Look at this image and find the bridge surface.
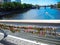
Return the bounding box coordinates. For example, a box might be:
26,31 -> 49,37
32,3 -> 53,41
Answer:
0,21 -> 60,45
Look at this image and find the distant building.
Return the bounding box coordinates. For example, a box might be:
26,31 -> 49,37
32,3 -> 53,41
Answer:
0,0 -> 3,3
4,0 -> 11,2
0,0 -> 11,3
16,0 -> 21,3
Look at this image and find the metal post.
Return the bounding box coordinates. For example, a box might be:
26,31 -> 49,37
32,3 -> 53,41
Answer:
54,30 -> 56,38
45,29 -> 47,37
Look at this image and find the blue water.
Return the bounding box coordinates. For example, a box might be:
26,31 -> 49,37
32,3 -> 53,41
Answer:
1,7 -> 60,20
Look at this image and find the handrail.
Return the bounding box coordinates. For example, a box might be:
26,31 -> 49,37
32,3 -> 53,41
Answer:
0,20 -> 60,23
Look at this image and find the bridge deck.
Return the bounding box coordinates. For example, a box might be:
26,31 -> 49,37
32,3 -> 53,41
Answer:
0,40 -> 16,45
0,22 -> 60,45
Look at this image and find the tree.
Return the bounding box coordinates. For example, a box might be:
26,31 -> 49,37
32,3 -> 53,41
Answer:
0,2 -> 34,11
57,2 -> 60,8
50,4 -> 54,8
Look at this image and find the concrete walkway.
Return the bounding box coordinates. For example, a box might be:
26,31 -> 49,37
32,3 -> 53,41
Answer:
0,33 -> 56,45
0,40 -> 17,45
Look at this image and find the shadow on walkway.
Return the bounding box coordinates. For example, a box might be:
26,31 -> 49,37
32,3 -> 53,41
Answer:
0,39 -> 17,45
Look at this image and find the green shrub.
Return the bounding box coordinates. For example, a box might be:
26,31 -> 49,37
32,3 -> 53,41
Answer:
0,2 -> 33,11
57,2 -> 60,8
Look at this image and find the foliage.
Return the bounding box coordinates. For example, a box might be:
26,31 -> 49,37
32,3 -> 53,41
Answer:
57,2 -> 60,8
50,5 -> 54,8
0,2 -> 33,11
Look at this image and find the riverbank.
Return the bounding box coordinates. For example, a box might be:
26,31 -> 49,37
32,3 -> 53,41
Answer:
0,8 -> 31,16
0,2 -> 37,16
57,8 -> 60,9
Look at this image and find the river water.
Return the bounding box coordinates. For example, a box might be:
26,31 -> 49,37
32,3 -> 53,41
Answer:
0,7 -> 60,20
